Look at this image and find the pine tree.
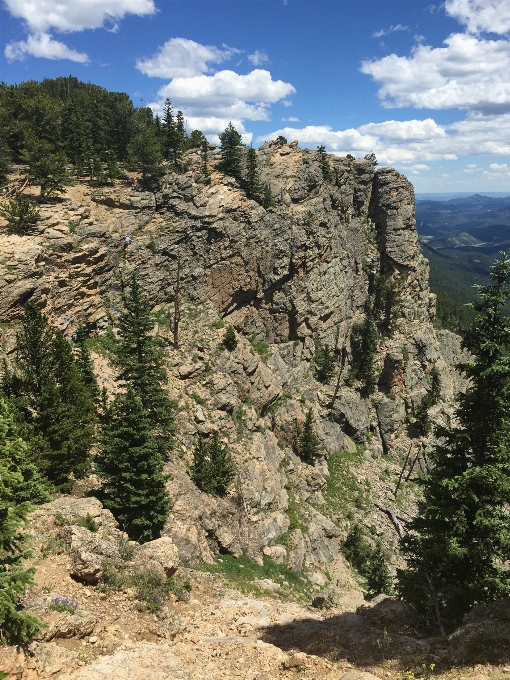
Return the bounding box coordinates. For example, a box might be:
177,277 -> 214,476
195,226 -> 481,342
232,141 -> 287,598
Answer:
127,127 -> 163,180
314,344 -> 336,384
113,273 -> 176,454
364,152 -> 378,166
190,433 -> 235,497
245,146 -> 262,201
95,389 -> 170,543
24,138 -> 71,197
219,122 -> 242,180
317,145 -> 331,182
162,98 -> 183,169
398,254 -> 510,634
0,195 -> 40,235
74,326 -> 100,403
350,298 -> 379,395
223,325 -> 238,351
3,304 -> 96,491
0,140 -> 10,186
297,409 -> 321,464
262,183 -> 275,209
200,139 -> 211,178
0,398 -> 47,645
365,540 -> 393,600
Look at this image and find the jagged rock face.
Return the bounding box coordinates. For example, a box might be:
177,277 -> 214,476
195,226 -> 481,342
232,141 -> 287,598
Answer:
0,144 -> 432,348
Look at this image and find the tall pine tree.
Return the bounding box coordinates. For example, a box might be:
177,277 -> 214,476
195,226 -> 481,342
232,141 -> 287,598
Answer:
95,389 -> 170,542
113,273 -> 176,454
219,122 -> 242,180
245,146 -> 262,201
398,254 -> 510,634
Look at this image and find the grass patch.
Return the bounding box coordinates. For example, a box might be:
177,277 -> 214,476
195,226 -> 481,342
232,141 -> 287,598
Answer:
321,448 -> 370,522
190,392 -> 206,406
251,342 -> 271,363
195,553 -> 313,601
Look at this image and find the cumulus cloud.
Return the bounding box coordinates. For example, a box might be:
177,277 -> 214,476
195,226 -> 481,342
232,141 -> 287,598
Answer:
3,0 -> 156,33
141,38 -> 295,138
372,24 -> 409,38
5,32 -> 89,62
445,0 -> 510,35
248,50 -> 269,66
282,116 -> 299,122
3,0 -> 156,61
489,162 -> 510,172
137,38 -> 241,78
257,113 -> 510,165
361,33 -> 510,115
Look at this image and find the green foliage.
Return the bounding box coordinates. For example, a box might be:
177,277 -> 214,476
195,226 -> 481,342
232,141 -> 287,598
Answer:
127,126 -> 163,180
200,139 -> 211,178
197,553 -> 313,601
219,122 -> 242,180
434,289 -> 477,336
95,388 -> 170,543
0,398 -> 46,645
223,325 -> 238,351
245,146 -> 262,202
73,326 -> 100,403
364,152 -> 378,166
275,136 -> 288,146
262,183 -> 275,209
349,299 -> 379,395
24,138 -> 71,197
317,145 -> 331,182
190,392 -> 206,406
0,195 -> 40,234
113,272 -> 176,455
314,344 -> 336,384
3,304 -> 96,491
296,409 -> 321,464
251,341 -> 270,362
322,448 -> 370,521
0,140 -> 10,185
76,513 -> 98,533
398,253 -> 510,633
343,525 -> 393,599
49,596 -> 78,614
190,433 -> 235,497
413,367 -> 441,435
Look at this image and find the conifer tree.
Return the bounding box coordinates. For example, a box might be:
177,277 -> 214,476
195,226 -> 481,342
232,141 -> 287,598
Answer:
0,195 -> 40,235
398,254 -> 510,634
314,344 -> 336,384
350,298 -> 378,395
127,127 -> 163,180
219,122 -> 242,180
245,146 -> 262,201
0,140 -> 10,185
24,139 -> 71,197
74,326 -> 100,403
114,273 -> 176,454
162,98 -> 183,169
262,183 -> 275,209
297,409 -> 321,464
317,145 -> 331,182
190,433 -> 235,497
223,325 -> 238,351
200,139 -> 211,178
95,389 -> 170,542
0,398 -> 47,645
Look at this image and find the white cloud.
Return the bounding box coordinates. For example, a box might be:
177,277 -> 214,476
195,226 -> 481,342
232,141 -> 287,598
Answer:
445,0 -> 510,35
3,0 -> 156,33
141,38 -> 295,138
5,32 -> 89,62
412,164 -> 431,171
282,116 -> 299,122
372,24 -> 409,38
3,0 -> 155,61
136,38 -> 241,79
489,162 -> 510,171
257,112 -> 510,165
361,33 -> 510,115
248,50 -> 269,66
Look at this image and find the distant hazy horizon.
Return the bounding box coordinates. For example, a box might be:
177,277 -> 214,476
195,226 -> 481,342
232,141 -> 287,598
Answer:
416,192 -> 510,202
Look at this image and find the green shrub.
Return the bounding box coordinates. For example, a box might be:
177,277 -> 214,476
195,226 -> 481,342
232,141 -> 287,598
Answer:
190,433 -> 235,497
0,195 -> 40,234
314,344 -> 336,384
76,513 -> 98,533
342,525 -> 393,599
251,342 -> 270,362
223,325 -> 238,351
49,596 -> 78,614
296,409 -> 321,464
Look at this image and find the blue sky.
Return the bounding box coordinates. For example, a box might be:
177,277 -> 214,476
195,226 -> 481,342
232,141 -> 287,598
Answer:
1,0 -> 510,192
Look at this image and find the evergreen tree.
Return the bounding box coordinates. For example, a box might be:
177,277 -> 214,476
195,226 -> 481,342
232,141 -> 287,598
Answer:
95,389 -> 170,543
190,433 -> 235,497
275,136 -> 288,146
113,273 -> 176,454
364,540 -> 393,600
162,98 -> 183,169
3,304 -> 96,491
0,195 -> 40,235
0,140 -> 11,185
245,146 -> 262,201
0,398 -> 47,645
398,254 -> 510,634
73,326 -> 100,403
24,139 -> 71,197
186,129 -> 206,150
219,122 -> 242,180
314,344 -> 336,384
262,183 -> 275,209
223,325 -> 238,351
364,152 -> 378,166
317,145 -> 331,182
200,139 -> 211,178
297,409 -> 321,464
350,298 -> 379,395
127,127 -> 163,180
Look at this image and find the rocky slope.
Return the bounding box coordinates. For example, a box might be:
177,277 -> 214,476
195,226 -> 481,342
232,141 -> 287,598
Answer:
0,142 -> 482,678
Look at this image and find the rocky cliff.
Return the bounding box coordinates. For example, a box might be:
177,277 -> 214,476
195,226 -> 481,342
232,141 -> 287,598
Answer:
0,141 -> 468,591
